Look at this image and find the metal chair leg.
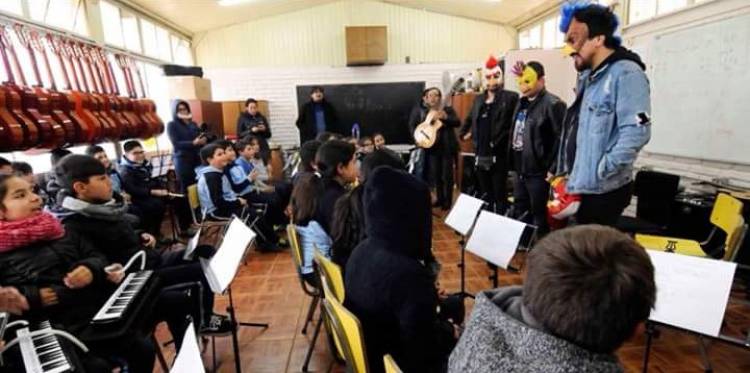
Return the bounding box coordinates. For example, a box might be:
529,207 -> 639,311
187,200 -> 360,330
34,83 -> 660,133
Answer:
302,316 -> 324,372
302,295 -> 319,334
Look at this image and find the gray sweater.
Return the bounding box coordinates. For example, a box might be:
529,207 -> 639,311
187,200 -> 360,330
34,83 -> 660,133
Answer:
448,287 -> 623,373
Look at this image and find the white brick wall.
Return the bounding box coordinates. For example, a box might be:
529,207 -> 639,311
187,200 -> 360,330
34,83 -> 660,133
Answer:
204,63 -> 478,147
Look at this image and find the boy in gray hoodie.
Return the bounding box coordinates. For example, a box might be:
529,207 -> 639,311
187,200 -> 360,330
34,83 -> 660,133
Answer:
449,225 -> 655,372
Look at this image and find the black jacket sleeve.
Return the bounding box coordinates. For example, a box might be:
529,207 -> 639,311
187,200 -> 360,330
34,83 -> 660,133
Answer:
493,92 -> 519,149
392,268 -> 457,372
407,106 -> 423,138
256,114 -> 271,139
459,100 -> 477,137
237,116 -> 250,139
443,106 -> 460,128
205,172 -> 241,218
295,103 -> 308,130
544,99 -> 568,169
119,168 -> 152,199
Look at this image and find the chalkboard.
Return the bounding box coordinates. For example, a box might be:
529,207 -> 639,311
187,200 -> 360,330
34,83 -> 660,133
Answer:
296,82 -> 425,144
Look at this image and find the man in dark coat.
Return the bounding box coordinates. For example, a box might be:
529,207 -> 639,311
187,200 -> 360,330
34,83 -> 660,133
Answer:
345,166 -> 457,373
408,87 -> 460,210
459,56 -> 519,214
295,86 -> 339,144
236,98 -> 272,162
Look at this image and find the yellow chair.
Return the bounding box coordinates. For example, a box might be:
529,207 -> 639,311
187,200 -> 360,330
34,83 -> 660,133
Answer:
288,225 -> 321,333
637,193 -> 747,261
187,184 -> 201,224
321,279 -> 369,373
314,249 -> 345,302
383,354 -> 402,373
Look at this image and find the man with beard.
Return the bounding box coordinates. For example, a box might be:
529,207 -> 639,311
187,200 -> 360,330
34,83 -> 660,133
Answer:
460,56 -> 519,213
559,3 -> 651,226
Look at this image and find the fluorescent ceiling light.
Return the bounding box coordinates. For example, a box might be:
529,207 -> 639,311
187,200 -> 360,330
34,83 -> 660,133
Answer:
218,0 -> 255,6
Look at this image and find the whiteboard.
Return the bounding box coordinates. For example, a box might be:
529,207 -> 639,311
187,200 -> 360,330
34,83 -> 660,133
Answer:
504,49 -> 578,105
644,13 -> 750,164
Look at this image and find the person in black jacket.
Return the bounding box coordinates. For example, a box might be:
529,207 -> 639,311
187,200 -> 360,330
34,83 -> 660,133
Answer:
508,61 -> 566,235
0,173 -> 156,372
167,100 -> 206,192
237,98 -> 272,163
54,154 -> 231,339
408,87 -> 460,210
313,139 -> 357,236
459,56 -> 519,214
345,166 -> 458,373
118,140 -> 168,236
295,86 -> 340,144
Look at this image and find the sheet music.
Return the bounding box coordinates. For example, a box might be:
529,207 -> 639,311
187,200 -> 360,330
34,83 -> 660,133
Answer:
183,228 -> 202,260
465,211 -> 525,269
204,218 -> 256,293
170,322 -> 205,373
444,194 -> 484,235
647,250 -> 736,337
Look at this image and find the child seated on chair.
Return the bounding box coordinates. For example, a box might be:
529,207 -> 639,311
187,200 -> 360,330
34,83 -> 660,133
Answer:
227,139 -> 287,225
197,142 -> 279,252
449,225 -> 656,373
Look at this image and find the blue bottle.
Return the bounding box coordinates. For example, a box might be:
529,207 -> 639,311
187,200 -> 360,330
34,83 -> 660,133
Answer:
351,123 -> 360,140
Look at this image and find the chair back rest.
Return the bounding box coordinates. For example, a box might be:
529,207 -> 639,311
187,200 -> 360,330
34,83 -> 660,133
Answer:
383,354 -> 402,373
287,224 -> 305,271
724,221 -> 748,262
321,280 -> 368,373
314,249 -> 345,302
711,193 -> 744,238
187,184 -> 200,210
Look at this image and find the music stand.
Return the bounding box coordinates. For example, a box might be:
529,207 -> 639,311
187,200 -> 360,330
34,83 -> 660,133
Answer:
444,194 -> 485,298
171,321 -> 205,373
201,217 -> 269,373
465,210 -> 536,288
641,250 -> 738,373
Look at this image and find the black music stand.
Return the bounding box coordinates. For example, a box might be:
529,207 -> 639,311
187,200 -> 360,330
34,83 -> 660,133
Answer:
445,194 -> 486,299
201,217 -> 269,373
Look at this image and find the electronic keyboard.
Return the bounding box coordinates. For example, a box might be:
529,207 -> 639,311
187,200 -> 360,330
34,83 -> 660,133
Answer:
92,270 -> 153,323
17,321 -> 72,373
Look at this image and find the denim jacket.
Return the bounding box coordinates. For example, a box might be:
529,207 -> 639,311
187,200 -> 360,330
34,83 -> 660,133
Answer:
567,51 -> 651,194
296,221 -> 332,275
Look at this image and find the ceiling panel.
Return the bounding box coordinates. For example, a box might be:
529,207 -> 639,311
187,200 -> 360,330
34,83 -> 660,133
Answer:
126,0 -> 559,33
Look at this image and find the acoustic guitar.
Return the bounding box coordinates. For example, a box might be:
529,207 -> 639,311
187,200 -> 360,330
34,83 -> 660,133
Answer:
413,109 -> 444,149
116,54 -> 153,138
68,41 -> 115,140
83,44 -> 126,140
94,47 -> 139,139
128,56 -> 162,136
0,27 -> 39,148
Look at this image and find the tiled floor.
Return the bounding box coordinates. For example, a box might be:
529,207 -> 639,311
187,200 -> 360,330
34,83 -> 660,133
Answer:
154,212 -> 750,372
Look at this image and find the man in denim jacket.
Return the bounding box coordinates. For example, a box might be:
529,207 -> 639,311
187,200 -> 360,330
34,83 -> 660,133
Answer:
561,4 -> 651,226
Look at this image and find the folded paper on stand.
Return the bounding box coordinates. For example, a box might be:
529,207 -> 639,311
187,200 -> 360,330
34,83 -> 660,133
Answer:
445,194 -> 484,235
465,211 -> 525,269
171,322 -> 205,373
183,228 -> 202,260
202,218 -> 256,293
647,250 -> 736,337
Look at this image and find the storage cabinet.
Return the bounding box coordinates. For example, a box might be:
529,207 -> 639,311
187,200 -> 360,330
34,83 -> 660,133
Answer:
346,26 -> 387,66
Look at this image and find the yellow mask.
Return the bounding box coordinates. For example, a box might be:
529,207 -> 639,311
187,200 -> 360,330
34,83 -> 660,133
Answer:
517,66 -> 538,95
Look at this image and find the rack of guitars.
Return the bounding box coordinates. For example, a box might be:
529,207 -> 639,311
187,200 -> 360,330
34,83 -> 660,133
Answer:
0,23 -> 164,153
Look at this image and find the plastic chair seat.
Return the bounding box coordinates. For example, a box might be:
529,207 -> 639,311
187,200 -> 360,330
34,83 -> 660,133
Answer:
636,234 -> 706,257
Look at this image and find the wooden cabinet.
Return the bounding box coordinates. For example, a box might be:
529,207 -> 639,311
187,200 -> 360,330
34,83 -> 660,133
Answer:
451,93 -> 478,153
346,26 -> 387,66
220,100 -> 270,139
185,100 -> 224,139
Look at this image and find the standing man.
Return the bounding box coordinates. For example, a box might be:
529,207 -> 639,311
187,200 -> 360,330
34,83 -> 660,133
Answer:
561,3 -> 651,226
295,86 -> 339,144
460,56 -> 519,213
237,98 -> 271,163
508,61 -> 566,235
408,87 -> 460,210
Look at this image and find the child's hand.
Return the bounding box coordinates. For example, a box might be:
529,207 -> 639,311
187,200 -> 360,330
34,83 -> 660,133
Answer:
141,233 -> 156,248
238,197 -> 247,206
247,169 -> 259,181
0,286 -> 29,314
39,288 -> 59,306
105,264 -> 125,284
64,266 -> 93,289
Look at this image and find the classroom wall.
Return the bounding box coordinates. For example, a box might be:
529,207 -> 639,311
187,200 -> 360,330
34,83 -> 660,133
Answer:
204,63 -> 478,147
193,0 -> 516,68
623,0 -> 750,183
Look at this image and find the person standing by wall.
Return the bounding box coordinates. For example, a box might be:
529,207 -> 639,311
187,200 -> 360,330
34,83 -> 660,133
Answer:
560,3 -> 651,226
237,98 -> 272,163
295,86 -> 340,144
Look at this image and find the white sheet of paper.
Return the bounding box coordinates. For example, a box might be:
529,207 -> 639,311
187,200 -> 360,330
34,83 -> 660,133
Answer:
465,211 -> 525,269
183,228 -> 202,260
170,322 -> 205,373
206,218 -> 256,293
445,194 -> 484,235
647,250 -> 736,337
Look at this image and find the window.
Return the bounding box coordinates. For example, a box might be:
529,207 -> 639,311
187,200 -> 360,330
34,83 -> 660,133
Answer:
518,30 -> 530,49
528,25 -> 541,49
542,18 -> 557,49
122,12 -> 142,53
100,0 -> 124,47
171,36 -> 193,66
555,16 -> 566,47
140,19 -> 158,58
155,25 -> 172,62
28,0 -> 88,35
658,0 -> 688,14
0,0 -> 22,15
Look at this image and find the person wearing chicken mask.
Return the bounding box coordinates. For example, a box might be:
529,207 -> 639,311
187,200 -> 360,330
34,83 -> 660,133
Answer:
459,56 -> 519,213
507,61 -> 566,235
